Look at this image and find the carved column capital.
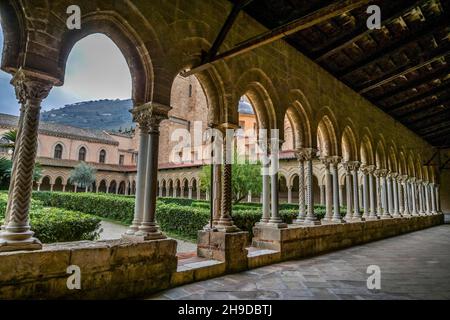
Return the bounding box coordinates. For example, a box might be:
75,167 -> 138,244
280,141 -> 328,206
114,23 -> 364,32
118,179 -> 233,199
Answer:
295,147 -> 318,162
132,102 -> 170,134
374,168 -> 388,178
361,164 -> 375,175
389,172 -> 399,179
11,69 -> 53,104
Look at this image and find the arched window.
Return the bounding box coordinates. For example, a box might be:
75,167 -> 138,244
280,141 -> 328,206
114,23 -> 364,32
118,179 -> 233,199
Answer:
78,147 -> 86,161
54,144 -> 63,159
99,149 -> 106,163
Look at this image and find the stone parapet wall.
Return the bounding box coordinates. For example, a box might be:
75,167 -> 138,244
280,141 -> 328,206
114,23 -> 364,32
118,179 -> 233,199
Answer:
0,239 -> 177,299
252,215 -> 444,261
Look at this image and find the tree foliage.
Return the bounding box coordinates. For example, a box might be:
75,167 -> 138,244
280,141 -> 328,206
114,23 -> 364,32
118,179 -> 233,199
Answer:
200,161 -> 262,204
69,162 -> 96,189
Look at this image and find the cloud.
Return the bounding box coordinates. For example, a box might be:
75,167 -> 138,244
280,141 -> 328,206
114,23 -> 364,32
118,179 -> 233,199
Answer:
0,30 -> 132,114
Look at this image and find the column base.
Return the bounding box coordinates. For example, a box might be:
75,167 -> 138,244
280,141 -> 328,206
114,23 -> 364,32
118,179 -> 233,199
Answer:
392,213 -> 403,218
321,218 -> 345,224
349,216 -> 365,222
123,229 -> 166,241
197,230 -> 248,272
256,221 -> 288,229
216,224 -> 241,233
0,236 -> 42,253
380,213 -> 393,219
301,218 -> 321,226
366,215 -> 380,221
292,216 -> 305,224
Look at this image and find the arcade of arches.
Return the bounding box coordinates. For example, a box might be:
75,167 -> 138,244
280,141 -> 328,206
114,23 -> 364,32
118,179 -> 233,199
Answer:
0,0 -> 447,299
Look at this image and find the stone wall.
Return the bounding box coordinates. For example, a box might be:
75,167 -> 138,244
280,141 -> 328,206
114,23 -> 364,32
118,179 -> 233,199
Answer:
252,215 -> 444,262
0,239 -> 177,299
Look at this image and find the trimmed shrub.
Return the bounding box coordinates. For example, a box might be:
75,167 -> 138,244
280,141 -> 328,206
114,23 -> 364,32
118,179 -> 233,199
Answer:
0,193 -> 101,243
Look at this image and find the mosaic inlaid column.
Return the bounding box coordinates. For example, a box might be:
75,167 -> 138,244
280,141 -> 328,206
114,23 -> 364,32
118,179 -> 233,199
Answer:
0,70 -> 53,252
294,151 -> 306,224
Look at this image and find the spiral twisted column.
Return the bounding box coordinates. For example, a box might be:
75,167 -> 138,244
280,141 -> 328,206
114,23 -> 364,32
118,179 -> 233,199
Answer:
294,150 -> 306,224
0,70 -> 53,252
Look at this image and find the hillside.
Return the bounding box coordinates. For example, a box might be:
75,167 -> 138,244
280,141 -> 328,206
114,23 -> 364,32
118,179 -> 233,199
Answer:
40,99 -> 134,131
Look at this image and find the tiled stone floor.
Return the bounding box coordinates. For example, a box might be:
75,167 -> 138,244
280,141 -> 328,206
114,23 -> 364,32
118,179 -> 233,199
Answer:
149,225 -> 450,300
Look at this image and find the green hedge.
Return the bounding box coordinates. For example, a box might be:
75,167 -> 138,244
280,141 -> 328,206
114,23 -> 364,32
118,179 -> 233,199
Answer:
30,192 -> 344,240
0,193 -> 101,243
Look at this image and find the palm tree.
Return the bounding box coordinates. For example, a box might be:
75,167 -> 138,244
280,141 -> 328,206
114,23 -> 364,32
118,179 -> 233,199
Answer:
0,130 -> 16,157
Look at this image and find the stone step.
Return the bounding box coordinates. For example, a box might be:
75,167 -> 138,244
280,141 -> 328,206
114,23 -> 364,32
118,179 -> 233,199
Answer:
171,257 -> 225,287
246,247 -> 281,269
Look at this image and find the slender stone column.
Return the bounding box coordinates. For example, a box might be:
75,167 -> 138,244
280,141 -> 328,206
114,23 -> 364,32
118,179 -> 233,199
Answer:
330,156 -> 344,223
319,184 -> 325,205
216,124 -> 239,232
188,186 -> 193,199
378,169 -> 391,219
417,180 -> 424,215
339,185 -> 345,207
366,166 -> 379,220
342,162 -> 353,221
424,182 -> 430,214
131,104 -> 170,240
302,148 -> 320,225
410,178 -> 419,216
386,173 -> 394,216
294,152 -> 305,224
62,185 -> 66,193
0,71 -> 53,252
430,183 -> 437,214
360,165 -> 370,219
435,184 -> 441,213
391,173 -> 401,217
397,177 -> 403,214
247,190 -> 252,203
159,185 -> 163,197
320,157 -> 333,223
350,161 -> 363,222
173,185 -> 177,198
261,161 -> 270,223
268,139 -> 287,228
197,181 -> 201,200
287,187 -> 292,204
401,175 -> 410,217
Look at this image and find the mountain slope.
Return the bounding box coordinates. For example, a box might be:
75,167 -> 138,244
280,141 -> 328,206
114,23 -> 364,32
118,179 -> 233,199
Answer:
40,99 -> 134,131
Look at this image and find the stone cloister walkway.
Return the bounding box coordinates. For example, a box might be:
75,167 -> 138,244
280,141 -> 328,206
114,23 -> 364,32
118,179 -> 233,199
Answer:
149,225 -> 450,300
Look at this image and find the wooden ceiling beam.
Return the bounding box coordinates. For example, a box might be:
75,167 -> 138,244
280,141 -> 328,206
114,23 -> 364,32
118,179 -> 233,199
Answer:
398,97 -> 450,119
409,112 -> 450,129
402,105 -> 450,124
388,81 -> 450,113
182,0 -> 371,77
373,65 -> 450,101
339,16 -> 450,77
421,121 -> 450,136
356,44 -> 450,94
313,0 -> 422,61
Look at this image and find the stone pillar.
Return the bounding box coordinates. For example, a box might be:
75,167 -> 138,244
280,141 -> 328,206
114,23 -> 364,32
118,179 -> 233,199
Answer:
127,103 -> 169,240
391,173 -> 401,217
180,187 -> 185,198
380,169 -> 392,219
360,165 -> 370,219
386,173 -> 394,216
435,184 -> 441,213
410,178 -> 418,216
339,185 -> 344,207
424,182 -> 430,214
287,187 -> 292,204
342,162 -> 353,221
268,139 -> 286,228
417,180 -> 424,215
302,148 -> 320,225
261,161 -> 270,223
0,70 -> 53,252
62,185 -> 66,193
247,190 -> 252,203
397,177 -> 404,215
188,186 -> 193,199
216,124 -> 239,232
197,181 -> 201,200
330,156 -> 343,223
294,152 -> 305,224
402,175 -> 410,217
366,166 -> 378,220
319,184 -> 325,205
350,161 -> 363,222
320,157 -> 333,223
159,185 -> 163,197
173,184 -> 177,198
430,183 -> 437,214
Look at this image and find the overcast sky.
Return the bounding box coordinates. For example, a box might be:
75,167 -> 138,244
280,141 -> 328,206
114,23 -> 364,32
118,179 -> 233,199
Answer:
0,25 -> 132,116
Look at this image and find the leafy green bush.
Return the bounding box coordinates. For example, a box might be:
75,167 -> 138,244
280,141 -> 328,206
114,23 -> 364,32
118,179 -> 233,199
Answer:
0,193 -> 101,243
33,192 -> 135,224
